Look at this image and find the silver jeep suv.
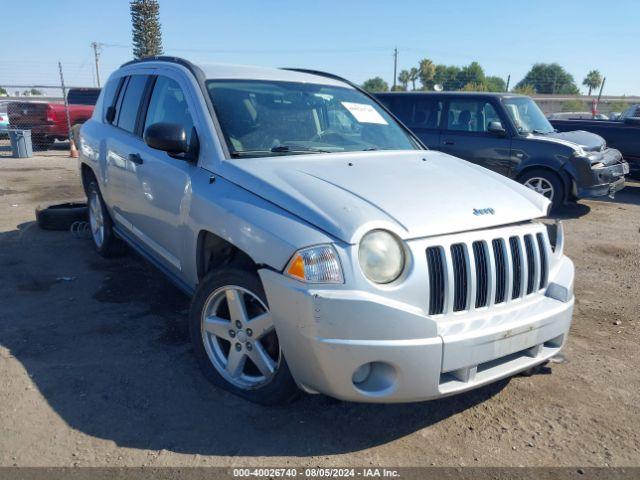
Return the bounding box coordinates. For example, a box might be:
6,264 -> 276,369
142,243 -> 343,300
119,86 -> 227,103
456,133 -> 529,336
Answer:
78,57 -> 575,404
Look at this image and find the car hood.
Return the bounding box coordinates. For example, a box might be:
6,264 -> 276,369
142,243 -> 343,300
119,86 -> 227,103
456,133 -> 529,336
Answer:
220,150 -> 550,244
534,130 -> 606,152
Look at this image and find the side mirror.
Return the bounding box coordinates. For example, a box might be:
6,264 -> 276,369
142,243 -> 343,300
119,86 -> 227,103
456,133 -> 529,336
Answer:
488,121 -> 506,135
144,122 -> 189,155
623,117 -> 640,125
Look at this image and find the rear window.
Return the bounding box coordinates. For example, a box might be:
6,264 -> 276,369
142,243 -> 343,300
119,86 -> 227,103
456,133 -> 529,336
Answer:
382,95 -> 443,129
100,77 -> 122,122
67,88 -> 101,105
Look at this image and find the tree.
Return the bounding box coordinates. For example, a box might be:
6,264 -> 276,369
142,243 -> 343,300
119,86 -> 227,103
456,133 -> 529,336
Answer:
515,63 -> 579,94
433,64 -> 462,90
457,61 -> 485,87
512,84 -> 536,95
130,0 -> 163,59
461,82 -> 487,92
582,69 -> 602,96
0,86 -> 7,96
397,70 -> 410,90
484,76 -> 506,92
418,58 -> 436,90
22,89 -> 41,96
408,67 -> 418,91
361,77 -> 389,93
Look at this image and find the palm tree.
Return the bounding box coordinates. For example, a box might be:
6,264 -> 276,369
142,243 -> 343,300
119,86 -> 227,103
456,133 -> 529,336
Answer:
418,59 -> 436,90
409,67 -> 418,91
398,70 -> 410,90
582,70 -> 603,96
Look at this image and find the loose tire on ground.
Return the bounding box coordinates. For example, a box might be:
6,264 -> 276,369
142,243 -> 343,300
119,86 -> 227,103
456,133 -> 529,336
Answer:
189,268 -> 298,405
35,202 -> 88,231
519,168 -> 566,212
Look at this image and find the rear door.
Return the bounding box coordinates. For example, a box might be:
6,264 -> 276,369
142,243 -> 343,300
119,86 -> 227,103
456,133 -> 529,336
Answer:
439,97 -> 513,175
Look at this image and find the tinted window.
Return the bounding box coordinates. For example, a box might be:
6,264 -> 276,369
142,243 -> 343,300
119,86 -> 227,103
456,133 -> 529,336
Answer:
116,75 -> 149,134
67,88 -> 101,105
144,76 -> 194,144
100,78 -> 121,122
447,99 -> 501,132
384,95 -> 443,129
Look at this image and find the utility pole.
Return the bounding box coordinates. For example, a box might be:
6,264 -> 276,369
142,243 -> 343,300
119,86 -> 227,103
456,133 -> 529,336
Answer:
392,47 -> 398,90
91,42 -> 101,87
505,74 -> 511,92
58,62 -> 72,143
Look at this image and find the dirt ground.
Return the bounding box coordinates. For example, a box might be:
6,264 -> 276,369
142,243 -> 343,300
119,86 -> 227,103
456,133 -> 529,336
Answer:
0,152 -> 638,468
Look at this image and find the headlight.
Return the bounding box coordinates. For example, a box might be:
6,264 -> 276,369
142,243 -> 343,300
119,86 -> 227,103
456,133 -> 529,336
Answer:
358,230 -> 405,284
285,245 -> 344,283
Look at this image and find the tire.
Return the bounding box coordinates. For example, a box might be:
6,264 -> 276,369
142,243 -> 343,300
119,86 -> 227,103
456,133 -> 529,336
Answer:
35,202 -> 88,231
87,181 -> 126,257
32,135 -> 54,151
519,169 -> 565,212
189,268 -> 298,405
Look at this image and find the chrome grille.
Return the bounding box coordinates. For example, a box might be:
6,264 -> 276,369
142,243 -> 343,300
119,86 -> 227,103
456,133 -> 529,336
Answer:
425,227 -> 549,316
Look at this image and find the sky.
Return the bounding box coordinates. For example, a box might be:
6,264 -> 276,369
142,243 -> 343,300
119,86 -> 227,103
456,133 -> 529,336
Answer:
1,0 -> 638,95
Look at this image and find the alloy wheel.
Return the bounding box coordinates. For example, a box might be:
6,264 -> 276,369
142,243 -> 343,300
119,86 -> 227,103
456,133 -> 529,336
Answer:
88,190 -> 105,248
524,177 -> 555,201
200,286 -> 280,390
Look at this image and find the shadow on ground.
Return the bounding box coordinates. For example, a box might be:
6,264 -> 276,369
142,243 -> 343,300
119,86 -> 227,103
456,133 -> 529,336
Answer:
0,221 -> 513,457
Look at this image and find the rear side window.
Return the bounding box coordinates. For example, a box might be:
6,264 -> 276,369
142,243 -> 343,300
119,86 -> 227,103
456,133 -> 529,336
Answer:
116,75 -> 149,134
100,78 -> 121,122
385,96 -> 443,129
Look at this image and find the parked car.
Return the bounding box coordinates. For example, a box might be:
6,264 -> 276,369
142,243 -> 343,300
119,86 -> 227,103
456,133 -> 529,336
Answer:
78,57 -> 575,405
376,92 -> 629,210
0,101 -> 9,136
549,104 -> 640,178
7,87 -> 100,149
547,112 -> 608,120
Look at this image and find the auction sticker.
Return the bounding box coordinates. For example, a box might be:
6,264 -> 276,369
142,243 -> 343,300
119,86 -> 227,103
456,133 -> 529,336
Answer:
341,102 -> 388,124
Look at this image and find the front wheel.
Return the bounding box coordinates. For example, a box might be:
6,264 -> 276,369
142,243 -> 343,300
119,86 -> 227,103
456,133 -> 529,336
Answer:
190,268 -> 298,405
519,169 -> 565,212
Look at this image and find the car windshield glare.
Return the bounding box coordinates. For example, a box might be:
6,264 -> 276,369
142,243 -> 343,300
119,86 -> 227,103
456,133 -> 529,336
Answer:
205,80 -> 418,158
502,97 -> 554,134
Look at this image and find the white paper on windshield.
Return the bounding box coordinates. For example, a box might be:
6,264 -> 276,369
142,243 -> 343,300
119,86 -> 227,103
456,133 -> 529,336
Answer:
341,102 -> 388,125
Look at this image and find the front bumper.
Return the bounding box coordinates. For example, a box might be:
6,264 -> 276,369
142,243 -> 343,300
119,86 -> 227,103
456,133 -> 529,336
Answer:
572,149 -> 629,199
259,256 -> 574,403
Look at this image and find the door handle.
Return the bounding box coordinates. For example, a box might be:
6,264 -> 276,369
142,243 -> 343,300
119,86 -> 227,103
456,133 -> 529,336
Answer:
443,140 -> 455,146
128,153 -> 144,165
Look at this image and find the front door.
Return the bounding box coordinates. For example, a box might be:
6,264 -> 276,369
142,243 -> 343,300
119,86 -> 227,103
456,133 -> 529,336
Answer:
438,98 -> 513,176
123,74 -> 198,274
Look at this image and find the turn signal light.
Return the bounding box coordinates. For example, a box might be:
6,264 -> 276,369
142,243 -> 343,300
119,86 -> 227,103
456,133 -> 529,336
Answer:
285,245 -> 344,284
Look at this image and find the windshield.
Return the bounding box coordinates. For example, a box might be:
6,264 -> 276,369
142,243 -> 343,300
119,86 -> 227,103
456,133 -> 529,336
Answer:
206,80 -> 418,157
502,97 -> 554,134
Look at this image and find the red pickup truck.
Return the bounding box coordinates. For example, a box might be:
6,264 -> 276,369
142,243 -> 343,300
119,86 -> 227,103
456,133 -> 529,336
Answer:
7,88 -> 100,149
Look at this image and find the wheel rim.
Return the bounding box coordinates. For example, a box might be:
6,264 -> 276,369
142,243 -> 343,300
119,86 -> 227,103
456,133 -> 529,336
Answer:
524,177 -> 555,201
88,190 -> 105,248
201,286 -> 280,390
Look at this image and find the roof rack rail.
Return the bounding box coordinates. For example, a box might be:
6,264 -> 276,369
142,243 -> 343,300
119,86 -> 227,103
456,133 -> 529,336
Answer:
120,55 -> 198,70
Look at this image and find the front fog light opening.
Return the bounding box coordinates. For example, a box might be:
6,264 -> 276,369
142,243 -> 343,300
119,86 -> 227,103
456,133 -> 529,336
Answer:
351,362 -> 396,395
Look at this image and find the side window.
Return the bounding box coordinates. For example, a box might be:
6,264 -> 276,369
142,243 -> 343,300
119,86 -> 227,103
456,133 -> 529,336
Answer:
447,100 -> 500,133
409,98 -> 443,129
116,75 -> 149,134
100,77 -> 121,122
143,76 -> 194,144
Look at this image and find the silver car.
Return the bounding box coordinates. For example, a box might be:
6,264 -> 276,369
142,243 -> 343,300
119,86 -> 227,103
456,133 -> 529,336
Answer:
78,57 -> 575,404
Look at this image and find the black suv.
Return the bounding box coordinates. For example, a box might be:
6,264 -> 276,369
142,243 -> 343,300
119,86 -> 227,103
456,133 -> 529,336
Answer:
376,92 -> 629,210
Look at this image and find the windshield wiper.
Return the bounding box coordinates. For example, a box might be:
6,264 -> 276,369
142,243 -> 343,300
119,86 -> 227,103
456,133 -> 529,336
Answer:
532,129 -> 549,134
230,147 -> 329,158
270,145 -> 330,154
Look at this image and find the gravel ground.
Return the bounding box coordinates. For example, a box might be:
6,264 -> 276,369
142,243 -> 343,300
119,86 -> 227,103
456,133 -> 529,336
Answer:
0,152 -> 638,467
